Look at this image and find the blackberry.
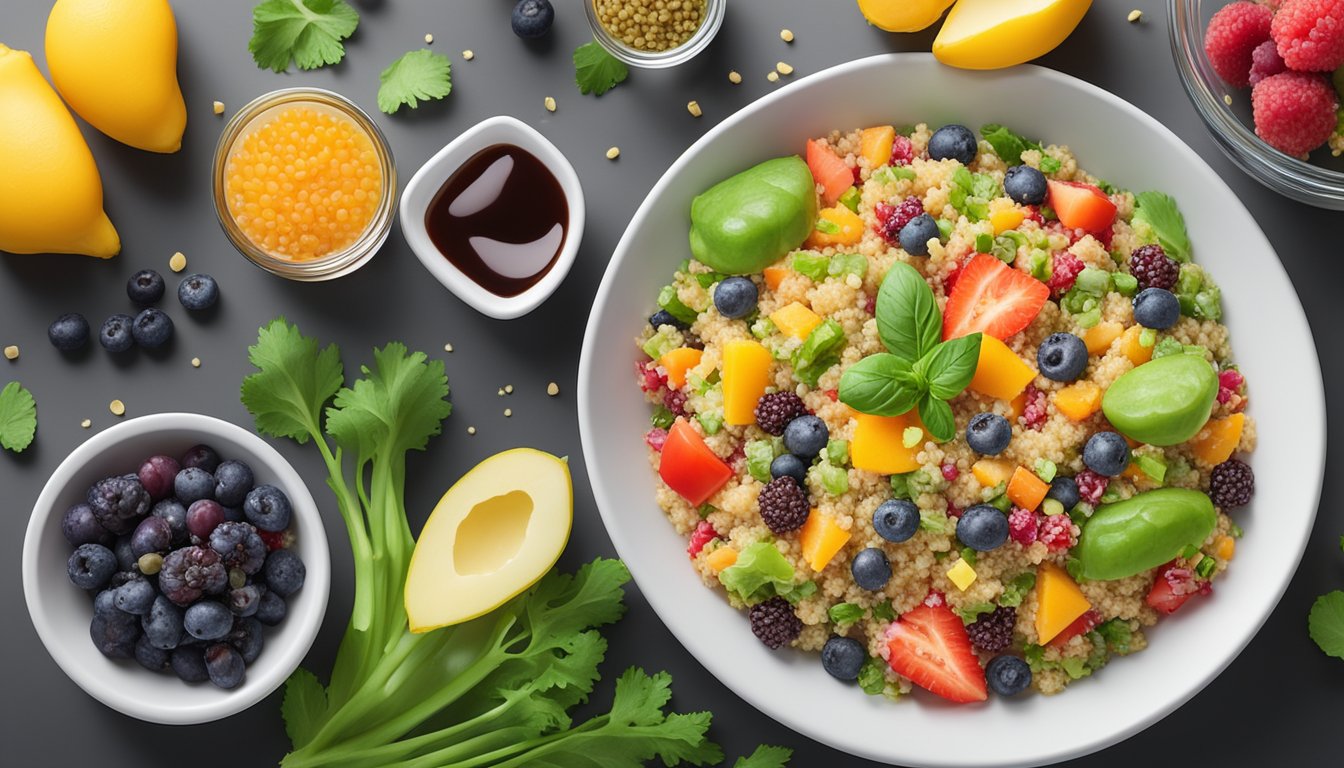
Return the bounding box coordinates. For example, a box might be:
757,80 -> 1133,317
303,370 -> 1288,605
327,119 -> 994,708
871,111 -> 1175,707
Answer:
159,546 -> 228,606
1128,245 -> 1179,291
966,605 -> 1017,653
87,475 -> 152,536
748,596 -> 802,650
1209,459 -> 1254,508
876,197 -> 926,246
209,521 -> 267,575
757,476 -> 809,534
753,392 -> 807,436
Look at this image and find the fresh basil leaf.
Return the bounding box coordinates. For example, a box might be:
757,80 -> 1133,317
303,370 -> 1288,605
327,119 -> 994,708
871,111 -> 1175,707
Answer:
923,333 -> 982,400
876,262 -> 941,362
981,124 -> 1028,165
838,353 -> 921,416
917,392 -> 955,443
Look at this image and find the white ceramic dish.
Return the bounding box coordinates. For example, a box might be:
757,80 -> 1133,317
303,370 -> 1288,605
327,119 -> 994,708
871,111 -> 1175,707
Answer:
22,413 -> 330,725
399,115 -> 584,320
578,54 -> 1324,767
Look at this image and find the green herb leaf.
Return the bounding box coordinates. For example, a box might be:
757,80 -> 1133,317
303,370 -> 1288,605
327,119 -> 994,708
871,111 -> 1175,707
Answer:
837,353 -> 921,416
1309,590 -> 1344,659
241,318 -> 344,445
718,541 -> 796,604
574,40 -> 629,96
922,333 -> 982,401
0,381 -> 36,453
955,601 -> 996,624
249,0 -> 359,73
1096,618 -> 1133,655
871,601 -> 897,621
777,579 -> 818,604
657,284 -> 699,325
857,657 -> 888,695
828,602 -> 864,626
828,252 -> 868,278
792,319 -> 846,387
1133,191 -> 1192,263
999,572 -> 1037,608
917,392 -> 955,443
745,440 -> 775,483
1039,156 -> 1062,174
980,124 -> 1030,165
377,50 -> 451,114
325,342 -> 452,463
876,262 -> 941,362
734,744 -> 794,768
282,667 -> 327,750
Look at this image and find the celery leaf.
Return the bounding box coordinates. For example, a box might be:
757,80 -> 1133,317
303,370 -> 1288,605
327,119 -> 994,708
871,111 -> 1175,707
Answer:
249,0 -> 360,73
242,318 -> 344,444
281,667 -> 327,750
377,49 -> 452,114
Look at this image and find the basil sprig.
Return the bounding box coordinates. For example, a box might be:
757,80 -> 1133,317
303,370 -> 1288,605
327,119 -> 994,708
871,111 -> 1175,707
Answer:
839,263 -> 981,441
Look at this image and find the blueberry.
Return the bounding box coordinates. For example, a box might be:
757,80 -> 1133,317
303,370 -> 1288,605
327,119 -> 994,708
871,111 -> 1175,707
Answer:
131,307 -> 173,349
1003,165 -> 1047,205
130,515 -> 172,558
127,269 -> 166,304
137,455 -> 181,501
713,276 -> 758,319
134,635 -> 171,672
986,655 -> 1032,696
175,467 -> 215,505
181,444 -> 221,472
171,645 -> 209,683
68,543 -> 118,590
956,504 -> 1009,551
113,535 -> 137,571
898,213 -> 940,256
184,600 -> 234,641
142,595 -> 185,650
210,521 -> 267,575
99,313 -> 135,352
851,547 -> 891,591
177,273 -> 219,311
213,460 -> 255,507
769,453 -> 808,485
62,503 -> 112,547
87,475 -> 152,535
510,0 -> 554,38
1046,476 -> 1080,511
205,643 -> 246,689
873,499 -> 919,543
185,499 -> 226,540
256,590 -> 287,626
648,309 -> 687,330
966,413 -> 1011,455
229,616 -> 265,663
223,505 -> 246,523
262,549 -> 306,597
90,592 -> 140,658
152,499 -> 189,546
783,415 -> 829,460
821,636 -> 867,681
1133,287 -> 1180,330
928,124 -> 978,165
244,484 -> 293,532
1037,332 -> 1088,382
1084,431 -> 1130,477
229,585 -> 265,617
113,578 -> 156,615
48,313 -> 90,351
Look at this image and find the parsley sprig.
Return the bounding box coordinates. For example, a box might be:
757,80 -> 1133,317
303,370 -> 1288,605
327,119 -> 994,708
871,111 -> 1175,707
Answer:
249,0 -> 360,73
574,40 -> 629,96
377,49 -> 452,114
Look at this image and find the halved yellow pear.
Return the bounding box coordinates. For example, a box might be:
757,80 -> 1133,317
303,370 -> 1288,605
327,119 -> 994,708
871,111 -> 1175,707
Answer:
932,0 -> 1093,70
405,448 -> 572,633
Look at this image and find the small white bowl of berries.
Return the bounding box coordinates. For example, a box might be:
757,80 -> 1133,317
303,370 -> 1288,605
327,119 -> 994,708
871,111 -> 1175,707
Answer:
21,413 -> 330,724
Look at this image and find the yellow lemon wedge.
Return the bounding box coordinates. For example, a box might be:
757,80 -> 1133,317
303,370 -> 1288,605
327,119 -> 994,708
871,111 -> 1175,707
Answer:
933,0 -> 1093,70
857,0 -> 957,33
0,43 -> 119,258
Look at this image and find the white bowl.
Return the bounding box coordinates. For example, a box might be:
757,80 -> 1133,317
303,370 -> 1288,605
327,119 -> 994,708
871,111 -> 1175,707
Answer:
399,115 -> 585,319
578,54 -> 1324,767
22,413 -> 330,725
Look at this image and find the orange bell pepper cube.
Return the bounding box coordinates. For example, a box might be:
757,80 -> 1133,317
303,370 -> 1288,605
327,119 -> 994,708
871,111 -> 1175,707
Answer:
1007,466 -> 1050,510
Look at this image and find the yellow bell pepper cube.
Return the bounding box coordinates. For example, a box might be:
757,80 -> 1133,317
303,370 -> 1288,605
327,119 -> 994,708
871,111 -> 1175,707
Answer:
990,208 -> 1026,235
851,412 -> 924,475
770,301 -> 823,340
799,509 -> 852,572
705,546 -> 738,573
1053,380 -> 1102,422
721,339 -> 772,425
859,124 -> 896,168
1035,562 -> 1091,644
1189,412 -> 1245,466
946,558 -> 977,591
971,458 -> 1014,489
1083,321 -> 1124,355
968,335 -> 1037,402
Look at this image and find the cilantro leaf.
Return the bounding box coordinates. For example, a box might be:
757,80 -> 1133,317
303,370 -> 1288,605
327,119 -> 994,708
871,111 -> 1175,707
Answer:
1133,191 -> 1192,263
0,381 -> 36,453
1309,590 -> 1344,659
326,342 -> 451,462
249,0 -> 359,73
735,745 -> 794,768
377,49 -> 451,114
242,318 -> 344,445
281,667 -> 327,750
574,41 -> 629,96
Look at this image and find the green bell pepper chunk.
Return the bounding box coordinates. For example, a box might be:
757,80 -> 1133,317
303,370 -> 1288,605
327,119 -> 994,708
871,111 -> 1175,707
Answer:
1075,488 -> 1216,580
689,156 -> 818,275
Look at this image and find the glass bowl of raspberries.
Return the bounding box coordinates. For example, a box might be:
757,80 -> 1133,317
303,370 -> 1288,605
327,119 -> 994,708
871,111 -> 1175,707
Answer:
1172,0 -> 1344,208
21,413 -> 330,724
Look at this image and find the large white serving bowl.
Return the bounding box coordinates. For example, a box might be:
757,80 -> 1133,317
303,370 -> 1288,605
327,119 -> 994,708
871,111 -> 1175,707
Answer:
22,413 -> 330,725
578,54 -> 1324,767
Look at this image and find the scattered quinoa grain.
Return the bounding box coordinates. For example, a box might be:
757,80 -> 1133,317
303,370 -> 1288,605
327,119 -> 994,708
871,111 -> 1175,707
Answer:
425,33 -> 434,44
109,399 -> 126,417
191,357 -> 201,368
467,426 -> 477,435
498,388 -> 506,396
687,100 -> 702,117
169,251 -> 187,272
547,382 -> 560,396
504,384 -> 514,394
1128,9 -> 1143,22
212,100 -> 225,115
80,419 -> 91,429
780,28 -> 794,42
728,70 -> 742,84
593,0 -> 707,52
1223,93 -> 1233,106
545,96 -> 557,112
443,343 -> 454,353
767,71 -> 779,82
776,61 -> 794,75
3,345 -> 17,360
462,49 -> 474,60
606,146 -> 621,160
504,408 -> 513,417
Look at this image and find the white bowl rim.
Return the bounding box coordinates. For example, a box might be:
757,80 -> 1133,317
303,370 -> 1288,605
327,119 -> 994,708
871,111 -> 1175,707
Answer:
21,412 -> 331,725
399,115 -> 586,320
577,52 -> 1325,767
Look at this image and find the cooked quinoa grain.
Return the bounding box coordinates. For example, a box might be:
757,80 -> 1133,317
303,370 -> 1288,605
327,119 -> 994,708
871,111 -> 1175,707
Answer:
593,0 -> 707,52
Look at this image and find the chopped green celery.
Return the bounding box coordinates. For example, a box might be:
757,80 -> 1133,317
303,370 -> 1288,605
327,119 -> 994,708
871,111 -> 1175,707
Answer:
826,439 -> 850,466
1175,264 -> 1222,321
698,503 -> 715,518
697,411 -> 723,435
829,602 -> 864,625
870,601 -> 896,621
778,579 -> 818,604
1230,522 -> 1244,539
965,198 -> 990,222
792,319 -> 846,387
1096,618 -> 1133,655
1075,267 -> 1111,295
1195,555 -> 1217,579
890,472 -> 913,500
718,541 -> 797,603
694,271 -> 723,289
949,168 -> 997,222
936,219 -> 954,240
1068,503 -> 1092,527
1034,458 -> 1058,483
650,405 -> 675,429
975,233 -> 994,254
993,231 -> 1026,264
1027,248 -> 1052,281
1060,287 -> 1091,314
815,217 -> 841,235
988,493 -> 1012,513
1074,307 -> 1102,329
1099,484 -> 1123,504
838,186 -> 863,213
999,572 -> 1037,607
1040,203 -> 1057,220
959,547 -> 978,566
818,463 -> 849,495
1042,498 -> 1065,517
1065,557 -> 1085,581
750,316 -> 777,339
980,480 -> 1007,502
873,165 -> 917,185
857,658 -> 889,695
902,426 -> 922,448
1140,328 -> 1157,348
828,253 -> 868,278
641,325 -> 684,360
745,440 -> 775,483
1151,337 -> 1184,359
1060,656 -> 1091,680
1040,155 -> 1062,174
908,467 -> 946,496
1181,544 -> 1200,560
791,251 -> 830,281
919,509 -> 950,534
656,284 -> 699,325
1112,272 -> 1138,296
1135,453 -> 1167,483
955,601 -> 995,623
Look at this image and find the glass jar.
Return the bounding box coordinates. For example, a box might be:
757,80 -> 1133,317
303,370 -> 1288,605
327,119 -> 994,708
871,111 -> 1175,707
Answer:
584,0 -> 726,69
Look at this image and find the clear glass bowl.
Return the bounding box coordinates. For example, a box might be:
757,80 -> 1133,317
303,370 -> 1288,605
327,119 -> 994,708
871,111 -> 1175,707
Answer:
212,88 -> 397,281
585,0 -> 725,69
1170,0 -> 1344,209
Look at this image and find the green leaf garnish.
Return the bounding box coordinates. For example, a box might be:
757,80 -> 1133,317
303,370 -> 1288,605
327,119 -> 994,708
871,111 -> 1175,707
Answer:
1309,590 -> 1344,659
574,40 -> 629,96
1133,191 -> 1192,263
0,381 -> 36,453
735,745 -> 795,768
377,50 -> 451,114
876,262 -> 941,362
249,0 -> 359,73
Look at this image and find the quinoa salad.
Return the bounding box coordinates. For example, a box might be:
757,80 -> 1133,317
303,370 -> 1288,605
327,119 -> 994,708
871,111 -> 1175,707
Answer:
634,122 -> 1256,703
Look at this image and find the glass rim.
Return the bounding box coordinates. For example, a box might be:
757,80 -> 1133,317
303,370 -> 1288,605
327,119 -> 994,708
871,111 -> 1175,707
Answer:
584,0 -> 725,69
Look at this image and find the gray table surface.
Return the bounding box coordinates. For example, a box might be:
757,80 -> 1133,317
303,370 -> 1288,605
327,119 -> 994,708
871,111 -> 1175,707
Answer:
1,1 -> 1340,766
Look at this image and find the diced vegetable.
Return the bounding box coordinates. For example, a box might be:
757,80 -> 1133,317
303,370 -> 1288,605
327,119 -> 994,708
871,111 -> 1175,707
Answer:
1045,180 -> 1116,232
1214,535 -> 1236,561
659,419 -> 733,505
1082,321 -> 1123,355
1189,412 -> 1245,466
828,252 -> 868,278
852,412 -> 925,475
799,509 -> 852,572
806,138 -> 853,207
792,319 -> 846,387
1035,562 -> 1091,644
806,206 -> 865,248
791,251 -> 829,280
770,301 -> 823,339
721,339 -> 773,425
705,545 -> 738,573
1007,466 -> 1050,511
642,325 -> 685,360
838,186 -> 863,213
990,207 -> 1026,234
762,264 -> 790,291
816,463 -> 849,495
946,558 -> 977,591
1120,325 -> 1154,366
826,438 -> 850,466
745,440 -> 775,483
968,335 -> 1036,401
659,347 -> 702,389
971,458 -> 1014,489
859,125 -> 896,169
1053,380 -> 1102,421
657,284 -> 699,325
718,540 -> 798,602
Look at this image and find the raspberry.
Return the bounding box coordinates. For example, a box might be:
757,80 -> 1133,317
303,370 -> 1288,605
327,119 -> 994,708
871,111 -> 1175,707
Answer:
637,360 -> 666,393
1217,368 -> 1246,405
966,606 -> 1016,653
1047,252 -> 1085,295
1076,469 -> 1108,505
754,391 -> 807,435
874,196 -> 925,245
757,476 -> 810,533
1271,0 -> 1344,71
864,293 -> 877,315
1128,244 -> 1180,291
749,596 -> 802,649
941,463 -> 960,482
1252,71 -> 1339,156
664,388 -> 688,416
1037,513 -> 1077,552
889,134 -> 914,166
1020,385 -> 1048,431
644,427 -> 668,452
1210,459 -> 1255,508
1249,39 -> 1287,86
1008,506 -> 1040,546
257,529 -> 288,551
1204,1 -> 1274,87
687,520 -> 718,558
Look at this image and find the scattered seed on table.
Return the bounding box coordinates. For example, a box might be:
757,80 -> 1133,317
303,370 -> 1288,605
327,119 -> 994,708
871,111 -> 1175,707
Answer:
425,33 -> 435,44
504,384 -> 514,394
547,382 -> 560,396
109,399 -> 126,417
443,342 -> 454,353
462,50 -> 474,61
1223,94 -> 1233,106
81,419 -> 92,429
545,96 -> 557,112
780,28 -> 794,43
504,408 -> 513,417
776,61 -> 794,76
767,71 -> 779,82
3,345 -> 18,360
687,100 -> 702,118
169,251 -> 187,272
1128,9 -> 1143,22
191,357 -> 201,368
467,426 -> 477,435
212,101 -> 225,115
728,70 -> 742,84
497,388 -> 506,396
606,146 -> 621,160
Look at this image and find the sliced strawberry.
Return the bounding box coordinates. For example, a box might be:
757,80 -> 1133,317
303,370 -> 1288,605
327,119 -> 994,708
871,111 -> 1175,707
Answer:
1046,180 -> 1117,233
1047,609 -> 1101,648
1146,561 -> 1209,615
941,253 -> 1049,341
806,138 -> 853,207
885,603 -> 988,703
